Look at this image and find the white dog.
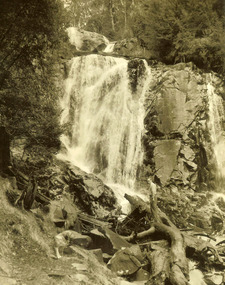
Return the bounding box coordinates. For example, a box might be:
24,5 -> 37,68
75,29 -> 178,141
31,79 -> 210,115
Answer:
54,230 -> 92,259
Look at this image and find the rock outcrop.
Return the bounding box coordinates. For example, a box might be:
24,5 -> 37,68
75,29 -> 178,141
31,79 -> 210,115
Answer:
67,27 -> 109,52
113,38 -> 153,59
142,62 -> 225,192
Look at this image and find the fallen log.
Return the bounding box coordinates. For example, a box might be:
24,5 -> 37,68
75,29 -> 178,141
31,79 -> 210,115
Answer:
78,212 -> 111,228
35,191 -> 51,204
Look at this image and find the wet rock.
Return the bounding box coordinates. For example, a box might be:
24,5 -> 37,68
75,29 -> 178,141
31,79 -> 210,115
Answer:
101,227 -> 131,252
211,215 -> 223,232
154,140 -> 181,185
128,59 -> 147,93
188,210 -> 211,230
204,274 -> 223,285
108,245 -> 144,276
89,228 -> 113,254
135,268 -> 150,281
67,166 -> 117,218
143,64 -> 219,191
49,194 -> 78,228
180,145 -> 195,161
67,27 -> 109,52
114,38 -> 153,59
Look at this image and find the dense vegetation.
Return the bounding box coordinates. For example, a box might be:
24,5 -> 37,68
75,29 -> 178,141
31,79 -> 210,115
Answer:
66,0 -> 225,73
0,0 -> 69,154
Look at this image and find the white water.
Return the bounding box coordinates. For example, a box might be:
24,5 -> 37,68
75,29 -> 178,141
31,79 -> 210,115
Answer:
67,27 -> 109,50
207,76 -> 225,181
104,42 -> 115,53
58,54 -> 151,212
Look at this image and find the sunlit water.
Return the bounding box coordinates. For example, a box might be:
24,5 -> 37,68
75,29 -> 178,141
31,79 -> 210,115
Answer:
57,52 -> 151,212
207,76 -> 225,182
104,42 -> 115,53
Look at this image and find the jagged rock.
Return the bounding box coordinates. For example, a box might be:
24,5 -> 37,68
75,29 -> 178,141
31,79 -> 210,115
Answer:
184,160 -> 198,171
204,274 -> 223,285
211,215 -> 223,232
143,63 -> 221,191
107,245 -> 144,276
154,140 -> 181,185
66,166 -> 117,218
188,210 -> 211,231
49,194 -> 78,228
102,227 -> 131,252
180,145 -> 195,161
171,158 -> 190,185
128,59 -> 147,93
114,38 -> 153,59
146,68 -> 204,135
89,249 -> 104,264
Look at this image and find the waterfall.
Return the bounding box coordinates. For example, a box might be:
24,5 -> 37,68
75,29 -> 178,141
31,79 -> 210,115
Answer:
207,75 -> 225,185
58,54 -> 151,209
103,42 -> 115,53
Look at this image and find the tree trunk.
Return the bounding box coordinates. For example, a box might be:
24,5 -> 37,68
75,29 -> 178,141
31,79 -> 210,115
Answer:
109,0 -> 115,32
123,184 -> 225,284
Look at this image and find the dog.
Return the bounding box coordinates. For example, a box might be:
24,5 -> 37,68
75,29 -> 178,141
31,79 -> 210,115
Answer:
54,230 -> 92,259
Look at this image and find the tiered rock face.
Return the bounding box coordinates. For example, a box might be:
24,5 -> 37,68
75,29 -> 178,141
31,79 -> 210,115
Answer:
141,62 -> 225,192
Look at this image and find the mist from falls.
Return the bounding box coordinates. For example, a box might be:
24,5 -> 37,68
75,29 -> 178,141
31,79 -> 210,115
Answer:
207,76 -> 225,185
58,54 -> 151,209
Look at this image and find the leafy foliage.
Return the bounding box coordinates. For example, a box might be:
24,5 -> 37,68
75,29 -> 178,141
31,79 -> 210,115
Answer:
68,0 -> 225,73
0,0 -> 69,149
134,0 -> 225,73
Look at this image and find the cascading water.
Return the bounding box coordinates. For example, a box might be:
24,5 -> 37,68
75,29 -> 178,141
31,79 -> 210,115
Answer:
58,53 -> 151,211
207,75 -> 225,185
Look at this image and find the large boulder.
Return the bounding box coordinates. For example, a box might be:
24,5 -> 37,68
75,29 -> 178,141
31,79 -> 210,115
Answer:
67,27 -> 109,52
114,38 -> 153,59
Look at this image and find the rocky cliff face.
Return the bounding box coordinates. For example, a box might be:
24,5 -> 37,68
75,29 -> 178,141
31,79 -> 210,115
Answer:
61,28 -> 225,195
139,62 -> 225,193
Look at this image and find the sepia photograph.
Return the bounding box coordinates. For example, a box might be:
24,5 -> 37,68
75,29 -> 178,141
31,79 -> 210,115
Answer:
0,0 -> 225,284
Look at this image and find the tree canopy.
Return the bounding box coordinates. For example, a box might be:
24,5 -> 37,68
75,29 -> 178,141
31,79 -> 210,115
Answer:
0,0 -> 69,149
66,0 -> 225,73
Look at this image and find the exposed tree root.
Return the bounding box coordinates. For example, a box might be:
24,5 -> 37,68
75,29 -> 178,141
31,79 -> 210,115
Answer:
122,183 -> 225,285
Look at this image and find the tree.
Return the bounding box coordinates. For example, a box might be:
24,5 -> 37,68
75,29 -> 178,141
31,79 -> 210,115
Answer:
0,0 -> 69,150
131,0 -> 225,73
